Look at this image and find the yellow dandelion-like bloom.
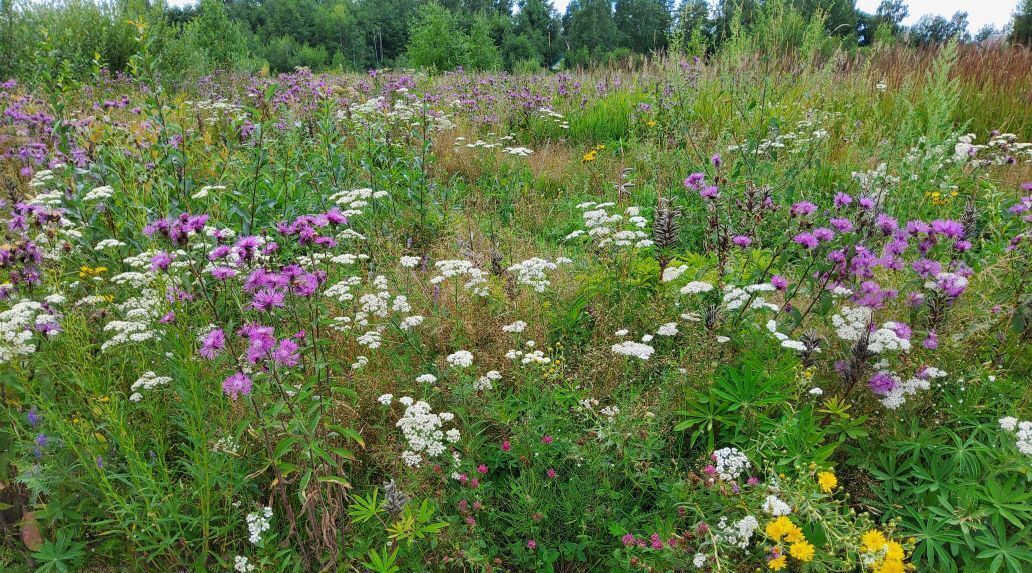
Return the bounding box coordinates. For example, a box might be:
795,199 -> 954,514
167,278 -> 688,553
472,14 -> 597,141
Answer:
818,470 -> 838,493
876,559 -> 905,573
768,555 -> 787,571
861,530 -> 888,553
885,541 -> 905,562
765,516 -> 794,541
784,525 -> 805,544
790,540 -> 815,562
581,150 -> 597,163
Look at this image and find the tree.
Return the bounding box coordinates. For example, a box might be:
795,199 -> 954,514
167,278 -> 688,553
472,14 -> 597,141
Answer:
910,11 -> 970,44
511,0 -> 562,66
974,24 -> 998,43
190,0 -> 250,69
465,15 -> 503,70
406,2 -> 468,70
1014,0 -> 1032,46
875,0 -> 907,29
614,0 -> 674,53
671,0 -> 712,52
564,0 -> 621,59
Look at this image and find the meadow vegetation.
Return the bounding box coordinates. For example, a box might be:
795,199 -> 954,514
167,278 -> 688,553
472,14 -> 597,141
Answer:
1,4 -> 1032,573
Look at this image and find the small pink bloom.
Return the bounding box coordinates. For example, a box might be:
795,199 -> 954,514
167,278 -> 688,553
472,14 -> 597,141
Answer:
703,464 -> 716,475
541,435 -> 553,445
477,464 -> 488,474
502,440 -> 511,451
547,468 -> 557,478
527,539 -> 537,550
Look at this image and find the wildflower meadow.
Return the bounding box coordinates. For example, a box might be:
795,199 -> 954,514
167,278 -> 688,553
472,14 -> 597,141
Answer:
2,5 -> 1032,573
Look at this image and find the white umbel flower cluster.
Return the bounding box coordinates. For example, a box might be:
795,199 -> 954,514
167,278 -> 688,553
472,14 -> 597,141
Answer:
129,371 -> 172,402
431,260 -> 489,297
82,185 -> 114,202
999,417 -> 1032,455
328,187 -> 390,219
102,289 -> 163,351
392,398 -> 459,467
714,515 -> 759,549
474,370 -> 501,391
832,306 -> 872,341
246,506 -> 272,545
713,447 -> 750,481
762,495 -> 792,516
1,300 -> 54,364
508,257 -> 568,292
446,350 -> 474,368
502,320 -> 527,333
723,284 -> 777,311
680,281 -> 714,295
611,339 -> 655,361
234,555 -> 255,573
880,366 -> 943,409
566,202 -> 652,249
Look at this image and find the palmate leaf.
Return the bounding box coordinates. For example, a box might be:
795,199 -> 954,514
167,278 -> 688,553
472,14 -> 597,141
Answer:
974,521 -> 1032,573
362,546 -> 400,573
348,490 -> 384,524
975,476 -> 1032,529
901,509 -> 963,573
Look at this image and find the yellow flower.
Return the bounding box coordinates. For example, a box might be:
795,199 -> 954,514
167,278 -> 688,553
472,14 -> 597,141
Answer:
647,120 -> 657,127
581,150 -> 597,163
876,559 -> 905,573
765,516 -> 794,541
790,540 -> 815,562
818,470 -> 838,493
861,530 -> 888,553
768,555 -> 787,571
784,525 -> 805,544
885,541 -> 905,561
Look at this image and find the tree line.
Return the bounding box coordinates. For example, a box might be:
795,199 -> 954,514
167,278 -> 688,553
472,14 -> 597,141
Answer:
1,0 -> 1031,81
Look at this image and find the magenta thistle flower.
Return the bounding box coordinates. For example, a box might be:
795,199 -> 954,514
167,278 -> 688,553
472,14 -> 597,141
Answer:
683,172 -> 705,190
771,275 -> 788,290
271,338 -> 300,367
732,235 -> 752,247
222,372 -> 253,400
922,330 -> 939,349
546,468 -> 556,478
526,539 -> 537,550
793,232 -> 819,249
251,288 -> 285,312
149,251 -> 173,271
541,435 -> 553,445
211,266 -> 237,280
790,201 -> 817,216
200,328 -> 226,359
833,192 -> 853,208
868,372 -> 897,395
